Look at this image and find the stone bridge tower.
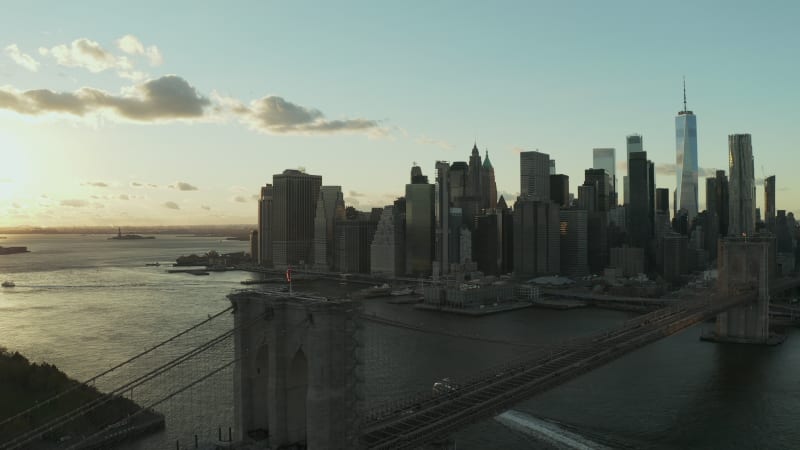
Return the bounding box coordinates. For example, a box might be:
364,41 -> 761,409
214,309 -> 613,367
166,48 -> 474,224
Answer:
713,235 -> 776,343
229,291 -> 362,449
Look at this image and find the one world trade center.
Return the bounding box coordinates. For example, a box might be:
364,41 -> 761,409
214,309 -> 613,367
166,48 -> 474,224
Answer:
675,79 -> 698,221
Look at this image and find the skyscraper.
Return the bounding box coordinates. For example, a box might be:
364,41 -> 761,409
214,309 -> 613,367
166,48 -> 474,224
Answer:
675,80 -> 699,221
435,161 -> 450,276
559,209 -> 589,277
313,186 -> 344,271
271,169 -> 323,267
481,151 -> 497,210
257,184 -> 273,266
550,174 -> 570,207
520,151 -> 551,202
628,151 -> 653,248
405,165 -> 435,276
370,205 -> 399,277
335,210 -> 380,274
655,188 -> 669,213
728,134 -> 755,236
583,169 -> 612,212
467,143 -> 483,202
624,135 -> 643,205
513,198 -> 560,278
592,148 -> 616,201
764,175 -> 776,229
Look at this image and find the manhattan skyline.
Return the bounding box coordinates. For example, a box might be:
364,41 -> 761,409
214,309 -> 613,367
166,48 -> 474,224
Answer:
1,1 -> 798,226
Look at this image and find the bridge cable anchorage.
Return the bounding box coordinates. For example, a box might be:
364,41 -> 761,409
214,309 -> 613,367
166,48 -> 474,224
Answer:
0,305 -> 233,430
2,308 -> 266,450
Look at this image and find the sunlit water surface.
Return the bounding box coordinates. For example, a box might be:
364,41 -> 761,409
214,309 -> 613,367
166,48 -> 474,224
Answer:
1,235 -> 799,449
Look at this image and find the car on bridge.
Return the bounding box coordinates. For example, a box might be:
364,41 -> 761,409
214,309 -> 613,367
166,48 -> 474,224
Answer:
432,377 -> 460,395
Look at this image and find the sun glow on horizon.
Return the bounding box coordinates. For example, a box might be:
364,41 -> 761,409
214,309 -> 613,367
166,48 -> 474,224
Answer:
0,131 -> 34,202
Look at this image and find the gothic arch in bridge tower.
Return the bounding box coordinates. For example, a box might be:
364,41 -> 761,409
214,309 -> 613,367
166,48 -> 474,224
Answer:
230,291 -> 362,450
286,348 -> 308,444
251,344 -> 269,435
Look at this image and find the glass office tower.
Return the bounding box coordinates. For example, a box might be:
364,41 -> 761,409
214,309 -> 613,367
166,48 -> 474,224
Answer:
675,81 -> 698,221
592,148 -> 616,199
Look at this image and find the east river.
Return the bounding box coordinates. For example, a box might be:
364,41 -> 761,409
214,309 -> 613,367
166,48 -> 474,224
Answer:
1,235 -> 799,449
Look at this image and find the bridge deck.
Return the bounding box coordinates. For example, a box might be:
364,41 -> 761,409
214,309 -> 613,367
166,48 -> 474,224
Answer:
360,290 -> 754,449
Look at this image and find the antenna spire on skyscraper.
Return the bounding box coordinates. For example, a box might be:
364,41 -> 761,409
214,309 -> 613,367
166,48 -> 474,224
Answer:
683,76 -> 687,112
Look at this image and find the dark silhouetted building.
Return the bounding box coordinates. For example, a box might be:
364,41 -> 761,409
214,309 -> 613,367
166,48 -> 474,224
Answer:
764,175 -> 776,230
481,151 -> 498,210
513,198 -> 559,278
370,200 -> 406,277
257,184 -> 273,266
628,151 -> 652,248
474,212 -> 499,275
656,188 -> 669,214
435,161 -> 451,276
584,169 -> 612,212
550,174 -> 570,207
313,186 -> 345,271
249,230 -> 258,260
662,232 -> 688,283
406,166 -> 434,276
610,246 -> 645,277
520,151 -> 551,202
559,209 -> 588,277
335,210 -> 380,274
624,134 -> 643,205
271,169 -> 322,267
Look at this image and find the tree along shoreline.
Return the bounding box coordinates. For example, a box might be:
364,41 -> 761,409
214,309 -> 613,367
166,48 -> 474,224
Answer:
0,347 -> 164,448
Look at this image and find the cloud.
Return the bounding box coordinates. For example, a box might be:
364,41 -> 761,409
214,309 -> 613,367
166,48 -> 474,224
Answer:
415,136 -> 454,151
44,38 -> 130,73
348,190 -> 365,197
0,75 -> 210,121
655,163 -> 718,178
118,194 -> 129,200
83,181 -> 109,187
201,205 -> 211,210
250,194 -> 259,200
116,35 -> 163,66
61,199 -> 88,207
233,195 -> 248,203
5,44 -> 40,72
169,181 -> 198,191
228,95 -> 381,135
163,201 -> 180,210
130,181 -> 143,187
148,183 -> 158,188
11,202 -> 21,209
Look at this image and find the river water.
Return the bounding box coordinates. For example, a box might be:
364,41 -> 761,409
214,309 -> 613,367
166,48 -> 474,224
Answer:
0,235 -> 798,449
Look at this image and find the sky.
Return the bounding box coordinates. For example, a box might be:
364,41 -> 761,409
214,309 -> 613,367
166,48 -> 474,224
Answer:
1,1 -> 799,227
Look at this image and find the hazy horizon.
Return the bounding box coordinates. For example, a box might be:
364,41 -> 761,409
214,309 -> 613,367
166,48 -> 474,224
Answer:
2,1 -> 799,227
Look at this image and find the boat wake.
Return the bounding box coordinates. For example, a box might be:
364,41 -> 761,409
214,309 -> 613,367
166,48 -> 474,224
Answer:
495,410 -> 613,450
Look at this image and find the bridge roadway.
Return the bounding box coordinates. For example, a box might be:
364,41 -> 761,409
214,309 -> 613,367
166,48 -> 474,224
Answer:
359,289 -> 757,449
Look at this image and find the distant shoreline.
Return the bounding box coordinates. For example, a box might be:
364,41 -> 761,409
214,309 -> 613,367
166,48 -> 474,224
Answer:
0,226 -> 256,235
